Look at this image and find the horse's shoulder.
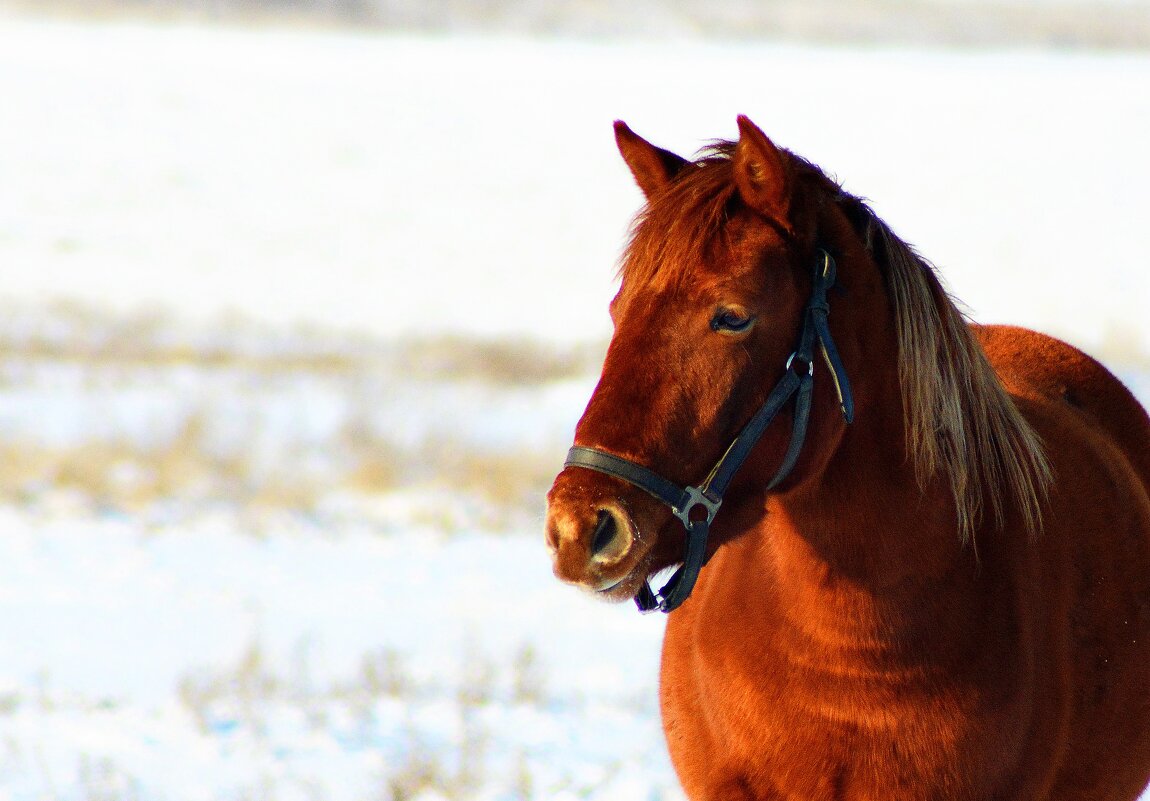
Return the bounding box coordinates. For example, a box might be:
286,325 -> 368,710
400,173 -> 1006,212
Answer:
974,323 -> 1150,488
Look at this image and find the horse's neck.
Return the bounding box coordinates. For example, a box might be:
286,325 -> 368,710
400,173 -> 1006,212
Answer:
714,227 -> 981,651
749,356 -> 981,656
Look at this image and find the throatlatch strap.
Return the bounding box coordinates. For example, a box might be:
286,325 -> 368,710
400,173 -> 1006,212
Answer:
766,371 -> 814,491
808,251 -> 854,422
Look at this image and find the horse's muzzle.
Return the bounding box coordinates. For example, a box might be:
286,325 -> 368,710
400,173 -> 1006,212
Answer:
545,476 -> 647,600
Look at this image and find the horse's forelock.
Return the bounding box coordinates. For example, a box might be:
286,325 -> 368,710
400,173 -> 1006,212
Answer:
617,144 -> 740,295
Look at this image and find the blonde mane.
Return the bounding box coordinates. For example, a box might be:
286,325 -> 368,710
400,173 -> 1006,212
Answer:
859,207 -> 1052,542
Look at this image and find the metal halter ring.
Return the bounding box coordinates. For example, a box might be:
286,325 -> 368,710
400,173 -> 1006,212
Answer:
785,351 -> 815,376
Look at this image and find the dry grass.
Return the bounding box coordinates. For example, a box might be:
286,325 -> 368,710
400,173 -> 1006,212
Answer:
0,431 -> 323,515
0,432 -> 558,528
0,303 -> 603,386
178,638 -> 556,801
390,336 -> 604,387
423,442 -> 561,512
0,304 -> 588,528
510,643 -> 546,706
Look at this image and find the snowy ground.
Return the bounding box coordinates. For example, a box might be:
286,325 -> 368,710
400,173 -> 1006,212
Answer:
0,314 -> 678,800
1,16 -> 1149,801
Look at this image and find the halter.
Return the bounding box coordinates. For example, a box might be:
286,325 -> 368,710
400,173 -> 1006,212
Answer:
565,249 -> 854,613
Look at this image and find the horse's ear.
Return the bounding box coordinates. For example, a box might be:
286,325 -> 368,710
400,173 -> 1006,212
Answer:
614,121 -> 688,198
733,115 -> 792,231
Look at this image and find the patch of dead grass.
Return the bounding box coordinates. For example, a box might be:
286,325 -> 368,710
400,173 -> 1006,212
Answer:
391,336 -> 604,387
0,304 -> 585,525
430,444 -> 559,514
0,302 -> 605,386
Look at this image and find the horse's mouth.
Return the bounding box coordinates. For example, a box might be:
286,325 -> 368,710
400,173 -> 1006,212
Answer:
596,575 -> 627,594
591,549 -> 656,602
594,577 -> 637,602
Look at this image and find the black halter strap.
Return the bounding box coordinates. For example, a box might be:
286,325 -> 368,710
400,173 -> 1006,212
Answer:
564,249 -> 853,613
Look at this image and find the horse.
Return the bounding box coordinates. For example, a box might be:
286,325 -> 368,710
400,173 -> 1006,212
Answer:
544,116 -> 1150,800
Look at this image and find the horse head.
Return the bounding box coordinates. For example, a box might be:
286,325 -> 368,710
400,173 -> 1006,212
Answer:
545,117 -> 874,608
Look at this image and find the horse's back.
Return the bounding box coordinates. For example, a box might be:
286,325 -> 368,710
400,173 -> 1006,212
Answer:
979,324 -> 1150,800
976,324 -> 1150,489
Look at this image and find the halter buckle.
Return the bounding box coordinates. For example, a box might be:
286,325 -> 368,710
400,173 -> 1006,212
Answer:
673,485 -> 722,528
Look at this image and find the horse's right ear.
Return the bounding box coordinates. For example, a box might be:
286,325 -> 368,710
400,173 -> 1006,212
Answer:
614,121 -> 688,198
733,115 -> 792,232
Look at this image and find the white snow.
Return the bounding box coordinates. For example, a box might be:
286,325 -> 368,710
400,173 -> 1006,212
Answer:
2,19 -> 1149,352
0,15 -> 1148,801
0,508 -> 675,800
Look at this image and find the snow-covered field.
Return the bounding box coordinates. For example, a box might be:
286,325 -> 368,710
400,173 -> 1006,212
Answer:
1,16 -> 1149,801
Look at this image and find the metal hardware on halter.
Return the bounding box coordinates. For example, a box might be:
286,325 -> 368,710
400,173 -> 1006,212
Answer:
786,351 -> 815,376
563,248 -> 854,614
673,485 -> 722,527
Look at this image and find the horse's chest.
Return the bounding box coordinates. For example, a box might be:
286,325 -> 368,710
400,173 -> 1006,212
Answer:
659,617 -> 1021,800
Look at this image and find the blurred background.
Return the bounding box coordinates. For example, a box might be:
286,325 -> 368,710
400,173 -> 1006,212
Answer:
1,1 -> 1148,799
9,0 -> 1150,45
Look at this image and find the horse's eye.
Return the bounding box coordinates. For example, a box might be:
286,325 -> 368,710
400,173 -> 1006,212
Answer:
710,308 -> 756,334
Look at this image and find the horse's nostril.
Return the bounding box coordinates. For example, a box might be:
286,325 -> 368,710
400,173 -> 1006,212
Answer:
591,509 -> 619,556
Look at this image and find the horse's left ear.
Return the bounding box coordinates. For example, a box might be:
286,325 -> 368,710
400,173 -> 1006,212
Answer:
615,121 -> 689,199
733,115 -> 792,231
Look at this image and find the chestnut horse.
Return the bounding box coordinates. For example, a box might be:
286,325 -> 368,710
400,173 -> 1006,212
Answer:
545,116 -> 1150,800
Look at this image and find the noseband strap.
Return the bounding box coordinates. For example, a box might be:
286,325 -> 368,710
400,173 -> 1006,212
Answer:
564,249 -> 853,614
